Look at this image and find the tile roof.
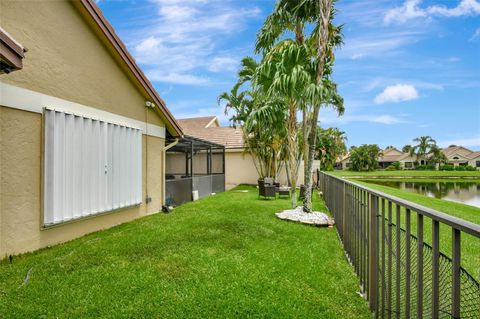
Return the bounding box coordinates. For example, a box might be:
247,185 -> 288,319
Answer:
442,146 -> 461,156
177,116 -> 245,149
177,116 -> 217,130
467,151 -> 480,159
379,154 -> 407,162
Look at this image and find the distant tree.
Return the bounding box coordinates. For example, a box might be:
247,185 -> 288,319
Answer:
402,144 -> 413,153
385,145 -> 395,150
315,127 -> 347,171
349,144 -> 382,171
428,145 -> 448,167
411,136 -> 436,164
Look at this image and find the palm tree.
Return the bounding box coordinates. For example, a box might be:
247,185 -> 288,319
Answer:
316,127 -> 347,170
219,57 -> 287,180
350,144 -> 382,171
254,41 -> 315,208
428,144 -> 447,168
411,136 -> 436,165
255,0 -> 344,212
402,144 -> 413,153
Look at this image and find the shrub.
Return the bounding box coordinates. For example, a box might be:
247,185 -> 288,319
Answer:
440,165 -> 454,171
416,165 -> 435,171
392,161 -> 401,170
385,165 -> 397,171
454,165 -> 466,171
465,165 -> 476,171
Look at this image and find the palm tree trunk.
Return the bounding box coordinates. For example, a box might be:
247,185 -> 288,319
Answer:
285,161 -> 291,187
287,102 -> 298,208
302,107 -> 320,212
302,0 -> 332,213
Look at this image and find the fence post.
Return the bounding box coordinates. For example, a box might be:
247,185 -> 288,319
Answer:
342,181 -> 346,250
369,194 -> 379,313
452,228 -> 461,319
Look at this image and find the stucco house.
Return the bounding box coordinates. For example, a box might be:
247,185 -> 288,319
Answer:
378,147 -> 417,169
0,0 -> 183,256
441,145 -> 480,168
337,145 -> 480,170
338,147 -> 416,170
175,116 -> 312,189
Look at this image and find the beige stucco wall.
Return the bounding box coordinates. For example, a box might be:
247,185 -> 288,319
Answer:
0,0 -> 163,128
0,1 -> 168,256
224,150 -> 309,188
225,151 -> 259,187
0,107 -> 165,256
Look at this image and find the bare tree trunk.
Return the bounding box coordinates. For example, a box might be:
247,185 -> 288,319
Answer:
302,0 -> 332,213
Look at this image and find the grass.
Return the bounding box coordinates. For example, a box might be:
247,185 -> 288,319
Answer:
0,185 -> 370,319
342,177 -> 480,282
330,170 -> 480,178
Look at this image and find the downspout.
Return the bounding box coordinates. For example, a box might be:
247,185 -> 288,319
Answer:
162,138 -> 179,206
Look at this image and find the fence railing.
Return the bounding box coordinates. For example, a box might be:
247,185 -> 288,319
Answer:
318,172 -> 480,319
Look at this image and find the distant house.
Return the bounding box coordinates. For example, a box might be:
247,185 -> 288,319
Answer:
378,147 -> 416,169
337,145 -> 480,170
338,147 -> 417,170
0,0 -> 183,256
175,116 -> 312,188
337,153 -> 352,170
442,145 -> 480,168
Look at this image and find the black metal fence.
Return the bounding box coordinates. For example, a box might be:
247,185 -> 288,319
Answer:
318,172 -> 480,318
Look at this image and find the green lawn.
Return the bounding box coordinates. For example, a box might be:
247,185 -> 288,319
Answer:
343,177 -> 480,282
330,170 -> 480,178
0,185 -> 370,319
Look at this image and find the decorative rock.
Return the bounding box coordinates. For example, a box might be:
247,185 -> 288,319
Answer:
275,207 -> 335,227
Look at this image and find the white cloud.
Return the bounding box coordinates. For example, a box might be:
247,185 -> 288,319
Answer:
363,78 -> 443,92
127,0 -> 260,85
428,0 -> 480,17
370,115 -> 406,124
384,0 -> 427,25
146,71 -> 210,85
320,109 -> 408,125
438,136 -> 480,148
339,31 -> 423,60
385,0 -> 480,24
208,56 -> 239,73
374,84 -> 419,104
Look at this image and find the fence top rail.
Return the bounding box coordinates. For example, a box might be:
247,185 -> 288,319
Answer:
321,172 -> 480,238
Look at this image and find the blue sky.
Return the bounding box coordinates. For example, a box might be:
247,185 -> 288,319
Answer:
98,0 -> 480,150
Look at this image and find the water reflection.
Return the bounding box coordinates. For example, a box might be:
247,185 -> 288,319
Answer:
362,180 -> 480,208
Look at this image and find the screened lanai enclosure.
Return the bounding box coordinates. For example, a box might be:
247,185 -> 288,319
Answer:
165,136 -> 225,206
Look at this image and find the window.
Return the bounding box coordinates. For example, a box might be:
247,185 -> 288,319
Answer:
476,161 -> 480,168
404,162 -> 413,168
43,108 -> 142,225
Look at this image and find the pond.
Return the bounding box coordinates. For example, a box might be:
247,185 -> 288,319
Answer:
361,179 -> 480,208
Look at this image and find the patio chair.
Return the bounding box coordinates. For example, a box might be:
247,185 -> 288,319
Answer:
258,180 -> 276,199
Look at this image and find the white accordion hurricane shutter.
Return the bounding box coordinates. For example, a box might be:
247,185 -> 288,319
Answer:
43,108 -> 142,225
